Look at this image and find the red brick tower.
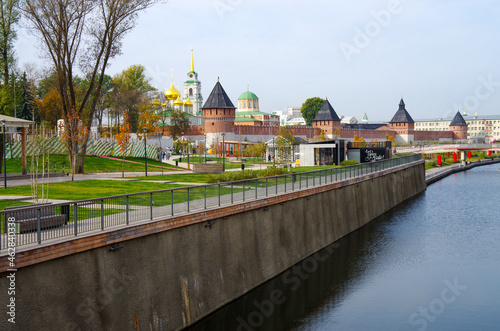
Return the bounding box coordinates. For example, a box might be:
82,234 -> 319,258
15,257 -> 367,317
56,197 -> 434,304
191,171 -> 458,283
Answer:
311,98 -> 341,136
449,111 -> 468,142
389,98 -> 415,143
202,78 -> 236,134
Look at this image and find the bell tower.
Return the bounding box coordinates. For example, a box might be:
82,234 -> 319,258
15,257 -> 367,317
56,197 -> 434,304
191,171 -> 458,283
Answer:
183,49 -> 203,115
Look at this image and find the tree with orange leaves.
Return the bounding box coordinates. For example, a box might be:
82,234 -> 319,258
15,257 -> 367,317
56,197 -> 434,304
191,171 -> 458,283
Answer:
61,110 -> 88,181
115,113 -> 131,178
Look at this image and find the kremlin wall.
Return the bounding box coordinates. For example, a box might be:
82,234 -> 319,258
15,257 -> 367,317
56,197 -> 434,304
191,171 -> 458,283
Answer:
156,51 -> 469,147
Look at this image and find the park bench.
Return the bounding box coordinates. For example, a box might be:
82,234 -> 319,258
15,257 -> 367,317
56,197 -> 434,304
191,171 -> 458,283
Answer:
3,203 -> 67,234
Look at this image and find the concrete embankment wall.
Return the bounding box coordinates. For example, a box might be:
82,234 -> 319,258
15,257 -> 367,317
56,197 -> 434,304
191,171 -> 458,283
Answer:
0,161 -> 425,331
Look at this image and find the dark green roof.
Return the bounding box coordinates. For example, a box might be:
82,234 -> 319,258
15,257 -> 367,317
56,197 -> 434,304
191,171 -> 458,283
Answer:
390,98 -> 414,123
238,91 -> 259,100
202,81 -> 235,109
313,99 -> 340,121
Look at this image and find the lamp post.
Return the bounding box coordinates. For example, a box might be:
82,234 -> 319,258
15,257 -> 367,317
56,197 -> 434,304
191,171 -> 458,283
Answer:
2,120 -> 6,188
272,136 -> 275,167
143,127 -> 148,177
222,133 -> 226,172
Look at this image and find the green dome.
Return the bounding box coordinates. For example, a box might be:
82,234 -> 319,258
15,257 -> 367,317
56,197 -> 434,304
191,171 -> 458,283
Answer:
238,91 -> 259,100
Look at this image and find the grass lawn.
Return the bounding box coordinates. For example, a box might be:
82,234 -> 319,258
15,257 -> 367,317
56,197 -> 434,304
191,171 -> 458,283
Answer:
0,180 -> 185,201
0,200 -> 31,211
5,154 -> 182,174
0,179 -> 242,208
131,173 -> 214,183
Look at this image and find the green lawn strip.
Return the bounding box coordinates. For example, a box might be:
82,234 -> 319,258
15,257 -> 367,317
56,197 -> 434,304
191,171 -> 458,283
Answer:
68,207 -> 133,224
0,180 -> 184,201
0,180 -> 243,207
130,173 -> 213,183
5,154 -> 183,174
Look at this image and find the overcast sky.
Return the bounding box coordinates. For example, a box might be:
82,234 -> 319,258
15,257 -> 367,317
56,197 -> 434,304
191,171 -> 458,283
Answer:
16,0 -> 500,122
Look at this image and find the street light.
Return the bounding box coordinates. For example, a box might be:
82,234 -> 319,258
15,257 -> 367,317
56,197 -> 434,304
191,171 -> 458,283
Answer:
143,127 -> 148,177
222,133 -> 226,172
272,136 -> 275,167
2,120 -> 6,188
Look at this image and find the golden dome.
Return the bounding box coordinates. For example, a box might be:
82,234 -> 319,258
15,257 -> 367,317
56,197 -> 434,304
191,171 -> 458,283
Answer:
184,96 -> 193,107
151,97 -> 161,107
162,101 -> 167,108
165,83 -> 180,100
174,95 -> 184,106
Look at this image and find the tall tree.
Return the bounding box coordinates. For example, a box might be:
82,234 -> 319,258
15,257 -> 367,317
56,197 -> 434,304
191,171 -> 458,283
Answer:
301,97 -> 325,126
0,0 -> 19,87
21,0 -> 160,174
18,72 -> 36,120
115,112 -> 131,178
169,109 -> 190,141
110,65 -> 154,131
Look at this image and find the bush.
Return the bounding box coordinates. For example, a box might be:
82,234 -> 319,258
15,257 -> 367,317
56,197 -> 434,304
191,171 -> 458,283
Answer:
425,159 -> 437,167
207,167 -> 290,183
258,167 -> 289,177
339,160 -> 359,166
208,170 -> 258,183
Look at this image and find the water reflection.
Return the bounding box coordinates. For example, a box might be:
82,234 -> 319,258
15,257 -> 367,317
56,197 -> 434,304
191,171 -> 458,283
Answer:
187,165 -> 500,331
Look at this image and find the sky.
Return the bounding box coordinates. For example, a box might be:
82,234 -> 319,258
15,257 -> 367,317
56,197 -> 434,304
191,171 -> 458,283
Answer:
15,0 -> 500,122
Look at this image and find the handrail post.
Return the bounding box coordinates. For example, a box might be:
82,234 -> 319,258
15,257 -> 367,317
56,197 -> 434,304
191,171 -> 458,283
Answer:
231,184 -> 233,204
150,193 -> 153,219
266,178 -> 268,196
37,208 -> 41,244
218,184 -> 221,206
284,176 -> 287,193
126,196 -> 129,225
74,204 -> 77,236
187,189 -> 190,213
101,199 -> 104,230
243,181 -> 245,201
275,177 -> 278,195
171,190 -> 174,215
255,179 -> 258,199
204,186 -> 207,209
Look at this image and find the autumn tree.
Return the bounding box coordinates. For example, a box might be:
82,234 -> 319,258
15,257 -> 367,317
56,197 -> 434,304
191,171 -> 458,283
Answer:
21,0 -> 160,175
169,109 -> 190,141
137,108 -> 159,140
275,125 -> 295,162
115,113 -> 131,178
301,97 -> 325,126
36,88 -> 62,126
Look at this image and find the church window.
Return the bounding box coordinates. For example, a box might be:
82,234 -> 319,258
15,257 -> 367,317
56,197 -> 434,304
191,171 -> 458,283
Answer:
189,88 -> 193,96
210,110 -> 212,115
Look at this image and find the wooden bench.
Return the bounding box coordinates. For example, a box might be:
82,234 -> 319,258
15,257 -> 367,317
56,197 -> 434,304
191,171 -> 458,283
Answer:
3,203 -> 68,234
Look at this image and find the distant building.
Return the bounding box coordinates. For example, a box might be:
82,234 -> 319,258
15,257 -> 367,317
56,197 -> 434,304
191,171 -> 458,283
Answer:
341,116 -> 358,125
414,110 -> 500,143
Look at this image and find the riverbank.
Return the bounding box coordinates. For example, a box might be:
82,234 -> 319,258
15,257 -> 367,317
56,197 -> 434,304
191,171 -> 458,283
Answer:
425,158 -> 500,185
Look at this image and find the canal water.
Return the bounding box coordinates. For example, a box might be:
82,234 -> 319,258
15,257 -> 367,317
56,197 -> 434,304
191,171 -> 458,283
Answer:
188,164 -> 500,331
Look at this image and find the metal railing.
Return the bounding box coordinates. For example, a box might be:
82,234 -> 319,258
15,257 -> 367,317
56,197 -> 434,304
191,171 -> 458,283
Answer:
0,154 -> 422,251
